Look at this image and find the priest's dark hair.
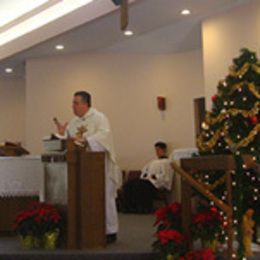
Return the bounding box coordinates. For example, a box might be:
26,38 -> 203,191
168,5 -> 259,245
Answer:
74,91 -> 91,107
154,141 -> 167,151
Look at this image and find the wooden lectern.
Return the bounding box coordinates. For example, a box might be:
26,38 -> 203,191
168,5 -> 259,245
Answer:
42,140 -> 106,249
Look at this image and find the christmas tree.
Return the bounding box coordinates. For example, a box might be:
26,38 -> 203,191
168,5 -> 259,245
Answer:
197,48 -> 260,259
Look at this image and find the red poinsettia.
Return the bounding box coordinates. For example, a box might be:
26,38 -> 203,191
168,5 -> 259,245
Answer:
153,203 -> 186,259
154,202 -> 181,229
154,206 -> 169,226
191,207 -> 223,242
153,228 -> 186,259
13,201 -> 61,238
157,229 -> 185,245
180,249 -> 215,260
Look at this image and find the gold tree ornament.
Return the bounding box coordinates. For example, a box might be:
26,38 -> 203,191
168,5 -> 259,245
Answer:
201,122 -> 209,130
76,125 -> 87,137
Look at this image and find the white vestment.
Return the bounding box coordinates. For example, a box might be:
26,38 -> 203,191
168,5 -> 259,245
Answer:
64,107 -> 121,235
140,158 -> 173,190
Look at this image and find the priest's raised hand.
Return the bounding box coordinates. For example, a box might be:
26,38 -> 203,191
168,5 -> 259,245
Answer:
53,117 -> 68,136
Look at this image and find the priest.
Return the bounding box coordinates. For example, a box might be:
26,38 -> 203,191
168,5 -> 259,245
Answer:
54,91 -> 121,243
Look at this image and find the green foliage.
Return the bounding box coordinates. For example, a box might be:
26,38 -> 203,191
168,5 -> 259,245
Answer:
13,201 -> 62,238
197,48 -> 260,259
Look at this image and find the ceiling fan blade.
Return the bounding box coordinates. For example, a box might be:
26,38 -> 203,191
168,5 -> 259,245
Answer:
111,0 -> 128,30
121,0 -> 128,31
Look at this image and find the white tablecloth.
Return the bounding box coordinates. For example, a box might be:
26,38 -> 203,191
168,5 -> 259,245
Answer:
0,156 -> 44,199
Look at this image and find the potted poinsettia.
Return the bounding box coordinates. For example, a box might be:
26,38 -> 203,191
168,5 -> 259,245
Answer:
153,228 -> 186,260
180,249 -> 215,260
153,202 -> 186,259
154,202 -> 182,231
191,207 -> 223,251
13,201 -> 62,249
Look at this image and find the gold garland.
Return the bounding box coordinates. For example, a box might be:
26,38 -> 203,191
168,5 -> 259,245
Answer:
252,64 -> 260,74
198,62 -> 260,152
198,175 -> 226,191
229,63 -> 250,77
220,81 -> 243,96
205,102 -> 260,125
226,82 -> 244,95
248,83 -> 260,98
205,112 -> 225,125
197,129 -> 222,151
221,82 -> 260,98
228,62 -> 260,78
224,124 -> 260,149
197,124 -> 260,152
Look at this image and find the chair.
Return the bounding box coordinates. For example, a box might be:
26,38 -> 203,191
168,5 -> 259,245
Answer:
116,170 -> 127,212
122,170 -> 169,211
153,188 -> 169,208
127,170 -> 142,181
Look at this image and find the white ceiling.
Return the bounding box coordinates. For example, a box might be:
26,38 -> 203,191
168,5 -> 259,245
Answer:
0,0 -> 250,78
0,0 -> 49,27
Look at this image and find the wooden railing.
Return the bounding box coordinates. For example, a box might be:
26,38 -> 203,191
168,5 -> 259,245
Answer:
171,155 -> 240,259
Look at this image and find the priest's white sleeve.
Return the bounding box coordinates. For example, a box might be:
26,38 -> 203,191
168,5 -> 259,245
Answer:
87,138 -> 106,152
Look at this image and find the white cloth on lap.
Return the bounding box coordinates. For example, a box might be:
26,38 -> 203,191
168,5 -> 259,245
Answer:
141,158 -> 173,190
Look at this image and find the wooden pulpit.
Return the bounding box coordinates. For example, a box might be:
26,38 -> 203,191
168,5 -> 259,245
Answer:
42,140 -> 106,249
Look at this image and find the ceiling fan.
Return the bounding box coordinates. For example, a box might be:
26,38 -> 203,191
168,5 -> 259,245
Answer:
111,0 -> 128,31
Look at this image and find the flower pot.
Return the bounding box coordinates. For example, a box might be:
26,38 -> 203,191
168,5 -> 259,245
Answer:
166,254 -> 178,260
33,236 -> 41,248
19,235 -> 34,249
42,230 -> 59,249
201,238 -> 218,252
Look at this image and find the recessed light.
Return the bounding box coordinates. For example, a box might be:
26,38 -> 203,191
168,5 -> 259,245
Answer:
5,68 -> 13,73
181,9 -> 191,15
55,45 -> 64,50
124,30 -> 133,36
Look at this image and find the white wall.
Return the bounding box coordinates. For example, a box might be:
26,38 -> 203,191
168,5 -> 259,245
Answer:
202,0 -> 260,108
26,51 -> 204,170
0,78 -> 25,145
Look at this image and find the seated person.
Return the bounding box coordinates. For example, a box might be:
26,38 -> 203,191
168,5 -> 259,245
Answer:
122,142 -> 173,213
